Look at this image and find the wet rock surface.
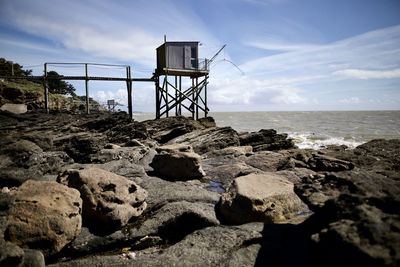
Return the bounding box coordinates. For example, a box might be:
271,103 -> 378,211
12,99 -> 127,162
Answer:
0,111 -> 398,267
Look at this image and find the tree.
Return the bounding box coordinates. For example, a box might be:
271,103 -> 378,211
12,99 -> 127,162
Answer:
46,71 -> 77,96
0,57 -> 32,77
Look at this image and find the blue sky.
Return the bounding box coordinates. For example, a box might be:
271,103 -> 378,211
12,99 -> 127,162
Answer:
0,0 -> 399,111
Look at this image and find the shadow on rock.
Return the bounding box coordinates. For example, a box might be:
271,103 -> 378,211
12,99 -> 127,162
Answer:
254,223 -> 313,267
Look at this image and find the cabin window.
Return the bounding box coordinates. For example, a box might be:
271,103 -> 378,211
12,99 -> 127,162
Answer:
190,47 -> 198,69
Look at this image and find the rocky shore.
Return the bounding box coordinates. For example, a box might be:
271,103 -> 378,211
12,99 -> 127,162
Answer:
0,110 -> 399,267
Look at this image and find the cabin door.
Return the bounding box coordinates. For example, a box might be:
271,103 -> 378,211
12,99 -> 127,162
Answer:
184,46 -> 192,69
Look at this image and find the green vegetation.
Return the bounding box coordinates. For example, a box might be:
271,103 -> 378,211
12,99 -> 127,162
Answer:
1,57 -> 76,96
46,70 -> 77,96
1,57 -> 101,112
0,58 -> 32,77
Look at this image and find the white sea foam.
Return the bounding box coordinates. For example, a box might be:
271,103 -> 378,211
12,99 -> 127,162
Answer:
288,132 -> 365,150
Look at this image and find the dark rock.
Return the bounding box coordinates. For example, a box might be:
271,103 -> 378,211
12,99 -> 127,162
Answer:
169,126 -> 240,154
295,170 -> 400,211
244,150 -> 288,172
142,116 -> 207,143
106,121 -> 148,143
0,240 -> 24,267
61,201 -> 219,258
325,139 -> 400,172
59,133 -> 106,163
295,139 -> 400,267
239,129 -> 295,151
22,249 -> 45,267
0,150 -> 73,187
308,154 -> 354,172
129,201 -> 219,244
197,116 -> 216,128
47,223 -> 264,267
81,112 -> 131,133
149,144 -> 205,181
21,133 -> 53,151
306,194 -> 400,267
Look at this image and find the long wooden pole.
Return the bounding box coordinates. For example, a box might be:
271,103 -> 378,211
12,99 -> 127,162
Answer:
44,63 -> 49,114
85,63 -> 89,114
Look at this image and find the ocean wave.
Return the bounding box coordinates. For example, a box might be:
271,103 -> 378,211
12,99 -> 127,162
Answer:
288,132 -> 365,150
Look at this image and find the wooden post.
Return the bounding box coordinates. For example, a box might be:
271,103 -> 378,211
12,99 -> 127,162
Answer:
85,63 -> 89,114
165,74 -> 169,117
191,78 -> 195,119
44,63 -> 49,114
195,77 -> 199,120
155,76 -> 160,119
175,76 -> 178,116
178,76 -> 182,115
127,66 -> 133,120
205,75 -> 208,117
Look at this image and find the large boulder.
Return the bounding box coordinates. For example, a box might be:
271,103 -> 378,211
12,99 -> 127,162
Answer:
4,180 -> 82,256
169,127 -> 240,154
218,173 -> 307,225
150,144 -> 205,181
58,167 -> 147,234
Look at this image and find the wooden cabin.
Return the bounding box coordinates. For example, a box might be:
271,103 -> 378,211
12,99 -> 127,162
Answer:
155,41 -> 208,77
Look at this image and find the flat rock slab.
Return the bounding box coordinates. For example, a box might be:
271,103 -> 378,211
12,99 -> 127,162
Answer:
132,176 -> 219,210
58,167 -> 147,234
47,223 -> 264,267
169,127 -> 240,154
5,180 -> 82,256
218,173 -> 307,225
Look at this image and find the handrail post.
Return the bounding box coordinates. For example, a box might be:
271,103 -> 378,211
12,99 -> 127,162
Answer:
85,63 -> 89,114
44,63 -> 49,114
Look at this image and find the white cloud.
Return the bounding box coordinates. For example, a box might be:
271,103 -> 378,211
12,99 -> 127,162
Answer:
96,89 -> 128,105
1,0 -> 220,68
338,97 -> 362,104
246,40 -> 320,52
333,69 -> 400,80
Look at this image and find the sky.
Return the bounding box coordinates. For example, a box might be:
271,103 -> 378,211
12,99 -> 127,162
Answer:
0,0 -> 399,112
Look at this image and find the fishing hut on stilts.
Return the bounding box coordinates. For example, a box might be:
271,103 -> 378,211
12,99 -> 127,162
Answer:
154,39 -> 220,120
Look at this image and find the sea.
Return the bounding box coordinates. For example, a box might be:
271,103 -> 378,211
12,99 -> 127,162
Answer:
133,111 -> 400,150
